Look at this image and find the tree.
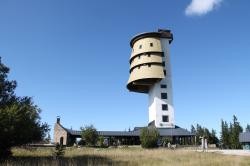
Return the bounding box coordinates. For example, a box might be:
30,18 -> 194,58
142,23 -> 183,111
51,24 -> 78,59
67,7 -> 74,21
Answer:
45,133 -> 51,144
195,124 -> 204,144
140,126 -> 159,148
98,136 -> 105,147
81,125 -> 98,146
231,115 -> 243,149
191,125 -> 196,134
210,129 -> 219,145
190,125 -> 196,145
53,143 -> 65,158
220,115 -> 243,149
246,124 -> 250,132
0,57 -> 17,107
191,124 -> 219,146
0,57 -> 49,160
220,120 -> 230,149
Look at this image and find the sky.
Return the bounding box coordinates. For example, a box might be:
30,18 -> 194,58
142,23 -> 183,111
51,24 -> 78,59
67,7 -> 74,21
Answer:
0,0 -> 250,138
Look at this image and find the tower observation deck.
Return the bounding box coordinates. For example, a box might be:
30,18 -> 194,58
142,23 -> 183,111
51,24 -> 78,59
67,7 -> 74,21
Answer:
127,29 -> 175,128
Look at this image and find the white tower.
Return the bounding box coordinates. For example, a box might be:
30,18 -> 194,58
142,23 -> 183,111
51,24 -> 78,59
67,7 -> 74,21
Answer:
127,29 -> 174,128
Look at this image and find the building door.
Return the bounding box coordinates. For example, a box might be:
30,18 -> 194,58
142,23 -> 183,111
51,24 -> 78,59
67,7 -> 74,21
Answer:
60,137 -> 64,145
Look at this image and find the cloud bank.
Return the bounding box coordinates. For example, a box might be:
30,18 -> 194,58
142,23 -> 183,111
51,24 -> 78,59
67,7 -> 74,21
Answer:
185,0 -> 223,16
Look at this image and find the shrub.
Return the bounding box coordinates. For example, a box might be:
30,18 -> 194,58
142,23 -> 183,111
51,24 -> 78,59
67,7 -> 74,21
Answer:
53,143 -> 65,158
140,127 -> 159,148
81,125 -> 98,146
98,136 -> 106,147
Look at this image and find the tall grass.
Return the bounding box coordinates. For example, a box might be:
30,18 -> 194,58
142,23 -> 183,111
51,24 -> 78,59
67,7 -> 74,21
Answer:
1,147 -> 250,166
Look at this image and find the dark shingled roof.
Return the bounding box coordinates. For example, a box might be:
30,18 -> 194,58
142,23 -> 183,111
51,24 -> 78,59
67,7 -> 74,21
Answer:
239,132 -> 250,143
63,125 -> 194,137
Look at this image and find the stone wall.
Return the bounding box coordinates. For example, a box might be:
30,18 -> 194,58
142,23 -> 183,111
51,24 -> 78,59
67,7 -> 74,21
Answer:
53,122 -> 68,145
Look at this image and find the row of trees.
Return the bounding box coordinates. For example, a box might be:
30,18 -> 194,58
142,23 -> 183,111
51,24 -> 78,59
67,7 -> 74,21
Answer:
0,57 -> 49,160
220,115 -> 244,149
190,124 -> 219,145
191,115 -> 249,149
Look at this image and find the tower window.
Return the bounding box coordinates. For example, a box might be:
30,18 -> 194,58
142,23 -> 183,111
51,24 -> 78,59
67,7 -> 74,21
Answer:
162,62 -> 165,67
148,53 -> 151,57
162,104 -> 168,110
161,84 -> 167,88
164,70 -> 166,76
150,43 -> 153,47
139,45 -> 142,49
138,55 -> 141,59
148,64 -> 151,67
161,93 -> 167,99
162,115 -> 169,122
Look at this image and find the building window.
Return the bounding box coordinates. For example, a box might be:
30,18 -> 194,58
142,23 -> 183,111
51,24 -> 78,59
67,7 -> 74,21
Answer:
138,66 -> 140,69
138,55 -> 141,59
148,64 -> 151,67
148,53 -> 151,57
162,104 -> 168,110
162,115 -> 169,122
162,62 -> 165,67
161,84 -> 167,88
139,45 -> 142,49
161,93 -> 167,99
164,70 -> 166,76
150,43 -> 153,47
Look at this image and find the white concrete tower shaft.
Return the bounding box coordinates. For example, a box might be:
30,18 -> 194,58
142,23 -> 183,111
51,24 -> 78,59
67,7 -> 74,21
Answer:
148,38 -> 174,128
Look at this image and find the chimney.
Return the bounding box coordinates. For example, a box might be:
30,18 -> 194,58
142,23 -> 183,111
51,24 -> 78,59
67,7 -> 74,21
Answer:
56,116 -> 60,124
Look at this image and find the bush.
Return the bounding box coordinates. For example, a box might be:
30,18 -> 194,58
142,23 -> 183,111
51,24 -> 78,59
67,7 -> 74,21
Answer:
140,127 -> 159,148
53,143 -> 65,158
81,125 -> 98,146
98,136 -> 106,147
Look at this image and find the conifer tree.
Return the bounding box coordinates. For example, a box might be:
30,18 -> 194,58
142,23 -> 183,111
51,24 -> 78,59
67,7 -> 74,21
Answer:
231,115 -> 243,149
54,143 -> 65,158
246,124 -> 250,132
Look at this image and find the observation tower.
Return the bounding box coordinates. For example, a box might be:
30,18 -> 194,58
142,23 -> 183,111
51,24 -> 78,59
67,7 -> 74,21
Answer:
127,29 -> 175,128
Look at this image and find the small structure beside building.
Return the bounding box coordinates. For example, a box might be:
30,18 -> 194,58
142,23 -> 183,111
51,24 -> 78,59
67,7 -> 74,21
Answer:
239,132 -> 250,150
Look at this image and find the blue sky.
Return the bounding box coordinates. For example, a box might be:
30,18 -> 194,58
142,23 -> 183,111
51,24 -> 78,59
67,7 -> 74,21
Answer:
0,0 -> 250,137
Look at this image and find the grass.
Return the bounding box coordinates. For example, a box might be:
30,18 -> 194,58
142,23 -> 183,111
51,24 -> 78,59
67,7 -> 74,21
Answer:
1,146 -> 250,166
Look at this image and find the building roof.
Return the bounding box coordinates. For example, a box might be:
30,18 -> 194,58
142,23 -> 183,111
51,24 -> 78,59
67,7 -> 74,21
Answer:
130,29 -> 173,47
239,132 -> 250,143
62,125 -> 194,137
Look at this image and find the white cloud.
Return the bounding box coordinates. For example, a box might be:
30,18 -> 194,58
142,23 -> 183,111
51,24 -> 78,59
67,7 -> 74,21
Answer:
185,0 -> 223,16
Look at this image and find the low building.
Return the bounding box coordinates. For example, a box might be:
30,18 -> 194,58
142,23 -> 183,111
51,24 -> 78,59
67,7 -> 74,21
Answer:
239,132 -> 250,150
54,117 -> 194,146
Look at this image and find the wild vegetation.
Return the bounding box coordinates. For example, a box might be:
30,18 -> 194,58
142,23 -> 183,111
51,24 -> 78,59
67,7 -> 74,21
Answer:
191,115 -> 249,149
80,125 -> 99,146
220,115 -> 243,149
140,126 -> 159,148
1,147 -> 250,166
0,57 -> 49,160
190,124 -> 219,145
